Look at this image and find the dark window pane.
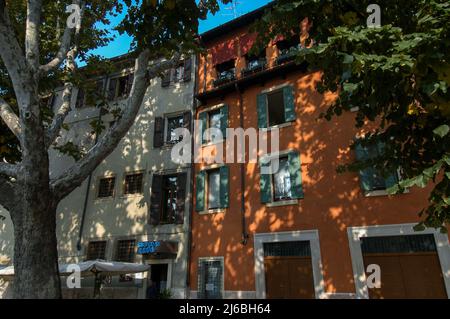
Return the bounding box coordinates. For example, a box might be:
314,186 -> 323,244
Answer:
264,241 -> 311,257
98,177 -> 115,198
161,175 -> 179,223
361,234 -> 437,254
267,90 -> 285,126
124,173 -> 144,195
86,241 -> 107,260
200,260 -> 223,299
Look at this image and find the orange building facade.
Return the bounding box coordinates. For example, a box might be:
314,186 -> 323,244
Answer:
189,7 -> 450,299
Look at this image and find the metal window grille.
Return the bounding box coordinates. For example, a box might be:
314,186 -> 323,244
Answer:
198,260 -> 223,299
263,241 -> 311,257
124,173 -> 143,195
86,241 -> 107,260
116,240 -> 136,262
361,234 -> 437,254
98,177 -> 115,198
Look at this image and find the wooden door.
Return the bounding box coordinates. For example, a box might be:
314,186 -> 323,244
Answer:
264,256 -> 315,299
363,252 -> 447,299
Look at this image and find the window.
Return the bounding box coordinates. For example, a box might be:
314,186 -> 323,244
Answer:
153,112 -> 191,148
124,173 -> 144,195
208,169 -> 221,210
273,157 -> 292,201
166,115 -> 184,144
86,241 -> 107,260
198,259 -> 223,299
242,51 -> 267,76
214,60 -> 235,86
150,173 -> 187,225
267,90 -> 286,127
161,175 -> 179,223
97,177 -> 115,198
195,166 -> 229,212
116,240 -> 136,262
257,86 -> 296,129
355,140 -> 400,194
108,73 -> 133,101
277,37 -> 300,56
260,152 -> 304,204
76,80 -> 104,108
161,58 -> 192,87
199,105 -> 228,144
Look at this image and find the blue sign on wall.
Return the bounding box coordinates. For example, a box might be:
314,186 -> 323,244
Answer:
137,241 -> 161,254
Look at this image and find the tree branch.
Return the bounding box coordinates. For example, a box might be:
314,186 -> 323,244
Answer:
51,49 -> 184,200
0,98 -> 21,138
39,0 -> 82,75
0,1 -> 29,98
25,0 -> 43,71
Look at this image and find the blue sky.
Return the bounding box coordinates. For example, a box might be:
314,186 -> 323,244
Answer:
89,0 -> 272,59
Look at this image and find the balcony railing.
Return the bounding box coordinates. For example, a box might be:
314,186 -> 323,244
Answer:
241,59 -> 267,77
213,71 -> 236,87
276,45 -> 302,66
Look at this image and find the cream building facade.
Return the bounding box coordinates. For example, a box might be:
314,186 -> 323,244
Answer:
0,55 -> 196,299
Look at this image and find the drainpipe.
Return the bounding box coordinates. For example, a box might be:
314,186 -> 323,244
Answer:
186,55 -> 198,293
235,83 -> 249,246
77,77 -> 109,251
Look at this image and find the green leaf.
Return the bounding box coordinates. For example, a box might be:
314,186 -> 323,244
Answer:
433,125 -> 450,138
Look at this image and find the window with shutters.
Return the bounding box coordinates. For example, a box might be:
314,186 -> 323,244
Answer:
198,258 -> 224,299
161,58 -> 192,87
199,105 -> 228,144
76,80 -> 104,108
154,112 -> 191,148
97,176 -> 115,198
150,173 -> 187,225
116,239 -> 136,262
86,241 -> 107,260
260,152 -> 304,204
355,139 -> 400,195
166,115 -> 184,144
195,166 -> 229,212
108,73 -> 133,101
123,172 -> 144,195
257,86 -> 296,129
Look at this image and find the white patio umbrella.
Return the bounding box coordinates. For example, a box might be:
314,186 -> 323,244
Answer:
0,260 -> 150,298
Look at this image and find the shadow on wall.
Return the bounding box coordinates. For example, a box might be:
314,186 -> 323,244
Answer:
0,78 -> 192,298
191,70 -> 433,294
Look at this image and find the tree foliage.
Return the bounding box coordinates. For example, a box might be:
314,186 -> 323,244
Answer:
254,0 -> 450,231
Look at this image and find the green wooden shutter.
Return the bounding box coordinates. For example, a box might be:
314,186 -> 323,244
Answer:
288,151 -> 304,199
219,166 -> 229,208
283,85 -> 296,122
195,170 -> 206,212
376,141 -> 399,189
220,105 -> 229,139
257,93 -> 268,129
260,159 -> 272,203
199,112 -> 208,144
355,141 -> 375,192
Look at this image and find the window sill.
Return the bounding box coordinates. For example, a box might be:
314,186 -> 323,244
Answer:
94,196 -> 114,203
120,193 -> 144,199
261,121 -> 294,132
364,189 -> 409,197
266,199 -> 298,207
350,106 -> 359,112
198,208 -> 225,215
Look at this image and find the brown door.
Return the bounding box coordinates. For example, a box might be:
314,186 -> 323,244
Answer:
264,256 -> 315,299
363,252 -> 447,299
